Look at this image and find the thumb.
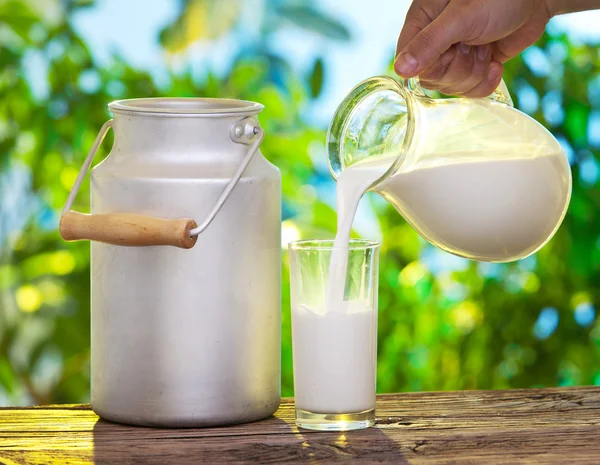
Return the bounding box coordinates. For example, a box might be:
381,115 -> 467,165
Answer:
395,7 -> 467,78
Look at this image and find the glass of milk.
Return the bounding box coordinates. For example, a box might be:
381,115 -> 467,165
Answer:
288,239 -> 379,431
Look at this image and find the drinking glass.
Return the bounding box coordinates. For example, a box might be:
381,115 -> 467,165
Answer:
288,239 -> 379,431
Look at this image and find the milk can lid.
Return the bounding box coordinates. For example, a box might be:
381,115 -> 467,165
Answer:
109,98 -> 264,116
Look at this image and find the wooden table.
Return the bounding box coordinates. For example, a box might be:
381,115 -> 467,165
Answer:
1,387 -> 600,464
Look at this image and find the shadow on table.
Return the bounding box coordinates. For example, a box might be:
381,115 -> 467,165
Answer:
92,414 -> 407,464
295,426 -> 409,463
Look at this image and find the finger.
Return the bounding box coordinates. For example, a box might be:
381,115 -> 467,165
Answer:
460,61 -> 504,98
396,1 -> 451,55
396,1 -> 432,56
418,47 -> 457,85
438,44 -> 493,95
395,4 -> 467,78
421,43 -> 475,92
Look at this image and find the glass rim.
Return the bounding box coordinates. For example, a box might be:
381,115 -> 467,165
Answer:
288,239 -> 380,251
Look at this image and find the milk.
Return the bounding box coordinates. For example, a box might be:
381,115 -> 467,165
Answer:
292,301 -> 377,414
325,155 -> 394,308
379,154 -> 569,261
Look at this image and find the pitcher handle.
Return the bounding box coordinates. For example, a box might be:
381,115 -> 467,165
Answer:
407,77 -> 513,106
59,118 -> 263,249
490,79 -> 514,107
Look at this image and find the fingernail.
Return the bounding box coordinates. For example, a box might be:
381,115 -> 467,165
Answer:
440,50 -> 455,67
395,52 -> 418,75
458,43 -> 471,55
476,46 -> 488,62
488,65 -> 502,81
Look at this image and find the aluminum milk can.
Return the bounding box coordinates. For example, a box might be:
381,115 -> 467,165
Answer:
59,98 -> 282,427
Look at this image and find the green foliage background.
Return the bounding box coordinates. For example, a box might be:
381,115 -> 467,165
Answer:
0,0 -> 599,405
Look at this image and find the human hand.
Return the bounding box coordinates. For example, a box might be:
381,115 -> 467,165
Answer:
395,0 -> 552,97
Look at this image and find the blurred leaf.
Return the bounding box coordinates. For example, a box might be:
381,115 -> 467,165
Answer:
159,0 -> 241,54
565,101 -> 589,146
228,59 -> 268,94
0,1 -> 38,41
309,58 -> 324,99
277,5 -> 351,42
0,358 -> 16,394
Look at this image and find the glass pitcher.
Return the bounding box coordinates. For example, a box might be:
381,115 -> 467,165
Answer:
327,77 -> 572,263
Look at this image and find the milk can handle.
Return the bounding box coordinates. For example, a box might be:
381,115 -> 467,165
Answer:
59,118 -> 264,250
189,121 -> 264,236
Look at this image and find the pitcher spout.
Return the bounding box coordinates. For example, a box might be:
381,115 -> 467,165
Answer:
327,76 -> 417,185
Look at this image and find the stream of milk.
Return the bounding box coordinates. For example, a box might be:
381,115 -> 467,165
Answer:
325,155 -> 396,309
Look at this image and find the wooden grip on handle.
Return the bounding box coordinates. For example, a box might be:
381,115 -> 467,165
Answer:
59,211 -> 198,249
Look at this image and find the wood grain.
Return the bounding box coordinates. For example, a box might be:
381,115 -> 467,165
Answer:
1,387 -> 600,464
59,211 -> 198,249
